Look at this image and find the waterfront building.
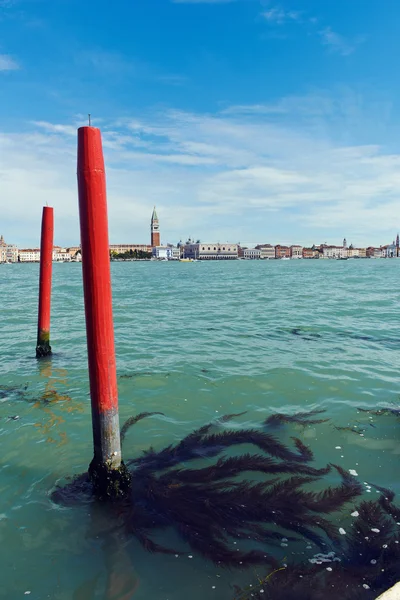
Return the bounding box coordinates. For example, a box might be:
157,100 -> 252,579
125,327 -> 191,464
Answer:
182,240 -> 238,260
396,233 -> 399,257
243,248 -> 261,260
383,243 -> 397,258
302,247 -> 319,259
109,244 -> 152,254
18,247 -> 75,262
19,248 -> 41,262
151,207 -> 160,248
4,245 -> 18,262
255,244 -> 275,259
152,245 -> 180,260
260,246 -> 275,259
0,235 -> 18,263
275,245 -> 290,259
367,247 -> 385,258
53,246 -> 71,261
321,246 -> 348,259
358,248 -> 367,258
290,245 -> 303,258
347,247 -> 360,258
66,246 -> 80,257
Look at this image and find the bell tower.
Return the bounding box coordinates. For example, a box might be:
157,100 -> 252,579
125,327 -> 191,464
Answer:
151,207 -> 160,247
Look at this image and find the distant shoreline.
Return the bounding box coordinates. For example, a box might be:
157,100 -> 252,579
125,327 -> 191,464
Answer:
3,256 -> 399,264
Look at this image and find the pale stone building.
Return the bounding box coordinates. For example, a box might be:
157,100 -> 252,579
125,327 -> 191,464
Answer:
243,248 -> 261,259
256,244 -> 275,259
260,246 -> 275,259
53,247 -> 71,261
152,245 -> 180,260
0,235 -> 18,262
347,247 -> 360,258
384,243 -> 397,258
366,247 -> 385,258
183,241 -> 238,260
19,249 -> 41,262
290,245 -> 303,258
321,246 -> 348,259
109,244 -> 152,254
4,245 -> 18,262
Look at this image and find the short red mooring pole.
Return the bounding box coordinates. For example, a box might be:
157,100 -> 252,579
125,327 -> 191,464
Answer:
36,206 -> 54,358
77,126 -> 129,498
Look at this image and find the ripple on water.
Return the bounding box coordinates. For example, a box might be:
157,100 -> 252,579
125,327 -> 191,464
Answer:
0,259 -> 399,599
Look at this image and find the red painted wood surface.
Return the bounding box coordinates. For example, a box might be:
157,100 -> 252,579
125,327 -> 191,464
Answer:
37,206 -> 54,346
77,124 -> 122,476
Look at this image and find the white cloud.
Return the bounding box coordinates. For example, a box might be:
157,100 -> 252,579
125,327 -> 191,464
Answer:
262,6 -> 301,24
1,94 -> 399,248
32,122 -> 77,136
0,54 -> 19,71
261,6 -> 362,57
319,27 -> 356,56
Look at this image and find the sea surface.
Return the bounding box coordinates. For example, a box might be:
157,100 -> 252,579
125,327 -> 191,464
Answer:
0,259 -> 399,599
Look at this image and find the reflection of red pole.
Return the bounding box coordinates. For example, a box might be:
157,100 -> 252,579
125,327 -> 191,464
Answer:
77,126 -> 129,497
36,206 -> 54,358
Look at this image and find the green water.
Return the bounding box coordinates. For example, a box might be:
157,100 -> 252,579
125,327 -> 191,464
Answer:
1,260 -> 399,599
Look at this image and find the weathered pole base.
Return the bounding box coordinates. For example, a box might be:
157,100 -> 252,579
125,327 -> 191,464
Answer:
36,330 -> 52,358
88,458 -> 131,501
36,342 -> 52,358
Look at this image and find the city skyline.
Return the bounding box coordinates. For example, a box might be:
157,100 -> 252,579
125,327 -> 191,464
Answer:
1,1 -> 400,246
2,208 -> 399,262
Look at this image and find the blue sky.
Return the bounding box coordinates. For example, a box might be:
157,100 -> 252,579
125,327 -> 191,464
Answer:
1,0 -> 399,247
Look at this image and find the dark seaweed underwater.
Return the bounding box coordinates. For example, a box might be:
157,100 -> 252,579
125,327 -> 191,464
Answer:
50,407 -> 400,600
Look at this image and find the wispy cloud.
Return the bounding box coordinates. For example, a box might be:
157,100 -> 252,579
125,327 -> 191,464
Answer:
32,122 -> 77,136
262,6 -> 301,24
78,50 -> 137,75
0,54 -> 19,71
261,4 -> 362,57
319,27 -> 357,56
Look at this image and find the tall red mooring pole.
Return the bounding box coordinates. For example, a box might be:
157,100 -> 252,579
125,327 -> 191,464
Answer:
77,126 -> 129,498
36,206 -> 54,358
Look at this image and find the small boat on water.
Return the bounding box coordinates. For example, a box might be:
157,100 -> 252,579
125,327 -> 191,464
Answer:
179,258 -> 197,262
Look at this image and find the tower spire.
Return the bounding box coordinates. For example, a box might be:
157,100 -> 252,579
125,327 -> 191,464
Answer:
151,207 -> 160,247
